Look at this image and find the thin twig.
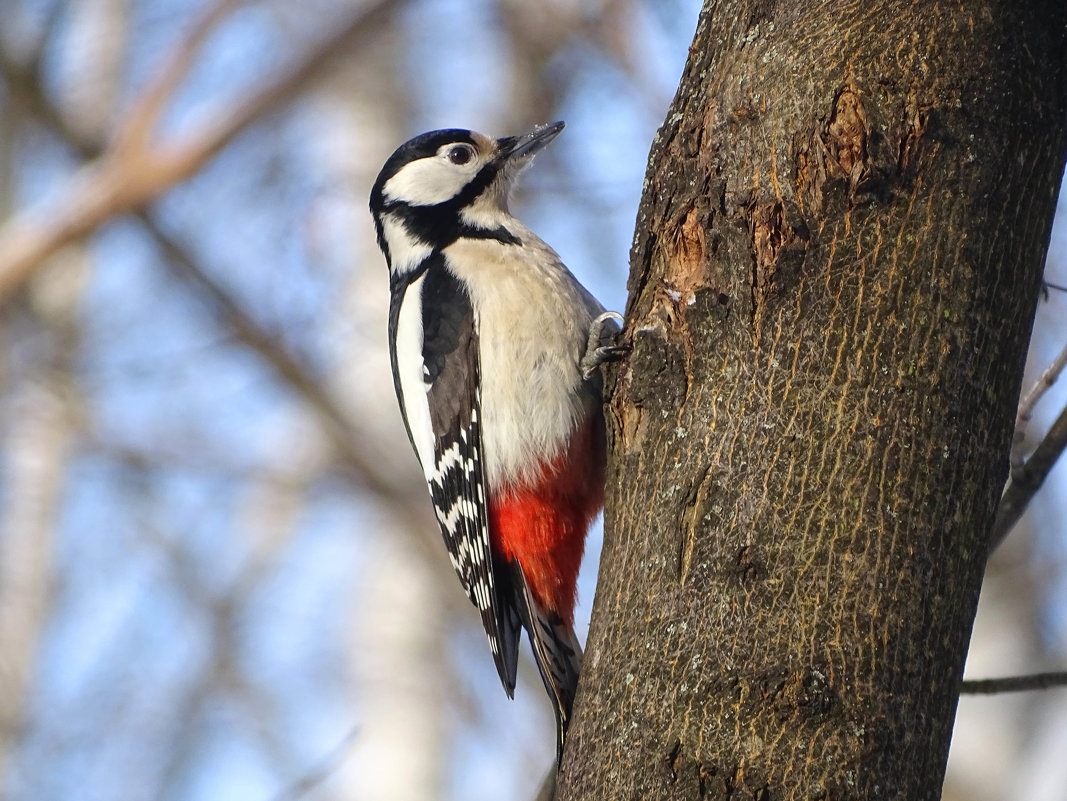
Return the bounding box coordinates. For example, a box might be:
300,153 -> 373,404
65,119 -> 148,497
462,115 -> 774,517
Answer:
960,671 -> 1067,695
1043,279 -> 1067,295
267,724 -> 361,801
991,336 -> 1067,551
1010,339 -> 1067,473
990,401 -> 1067,549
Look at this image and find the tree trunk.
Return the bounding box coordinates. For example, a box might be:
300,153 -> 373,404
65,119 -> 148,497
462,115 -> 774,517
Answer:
558,2 -> 1067,800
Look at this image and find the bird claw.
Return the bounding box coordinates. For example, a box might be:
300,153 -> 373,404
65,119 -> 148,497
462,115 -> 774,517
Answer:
581,311 -> 627,379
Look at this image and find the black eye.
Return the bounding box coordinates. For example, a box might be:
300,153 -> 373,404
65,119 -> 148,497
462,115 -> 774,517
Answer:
448,145 -> 474,165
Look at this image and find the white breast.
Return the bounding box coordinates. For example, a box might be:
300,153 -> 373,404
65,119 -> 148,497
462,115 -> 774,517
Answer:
443,224 -> 602,491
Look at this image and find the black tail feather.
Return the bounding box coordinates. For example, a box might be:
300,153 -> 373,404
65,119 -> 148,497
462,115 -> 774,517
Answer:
508,563 -> 583,765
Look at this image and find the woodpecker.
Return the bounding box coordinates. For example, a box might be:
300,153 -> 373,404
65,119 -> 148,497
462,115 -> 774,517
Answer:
369,121 -> 621,758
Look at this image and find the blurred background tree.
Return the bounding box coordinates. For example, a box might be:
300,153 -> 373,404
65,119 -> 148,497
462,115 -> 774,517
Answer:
0,2 -> 1063,800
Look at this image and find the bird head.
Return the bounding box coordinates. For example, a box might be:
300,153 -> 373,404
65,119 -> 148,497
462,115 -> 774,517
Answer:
370,122 -> 564,274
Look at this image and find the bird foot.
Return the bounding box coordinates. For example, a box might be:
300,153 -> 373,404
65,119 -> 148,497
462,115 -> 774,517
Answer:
581,311 -> 627,379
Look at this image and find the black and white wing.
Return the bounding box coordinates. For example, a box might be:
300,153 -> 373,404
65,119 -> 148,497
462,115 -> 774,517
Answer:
388,256 -> 522,694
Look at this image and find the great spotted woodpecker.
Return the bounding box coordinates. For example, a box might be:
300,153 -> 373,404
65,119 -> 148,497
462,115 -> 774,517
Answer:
369,122 -> 621,757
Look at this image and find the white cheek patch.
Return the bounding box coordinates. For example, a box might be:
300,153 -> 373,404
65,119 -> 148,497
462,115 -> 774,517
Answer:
384,157 -> 478,206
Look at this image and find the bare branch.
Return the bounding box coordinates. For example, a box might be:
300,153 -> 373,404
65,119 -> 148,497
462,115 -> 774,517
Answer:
0,380 -> 73,779
990,338 -> 1067,550
0,271 -> 83,778
111,0 -> 244,157
960,671 -> 1067,695
1010,339 -> 1067,473
0,0 -> 405,304
990,400 -> 1067,549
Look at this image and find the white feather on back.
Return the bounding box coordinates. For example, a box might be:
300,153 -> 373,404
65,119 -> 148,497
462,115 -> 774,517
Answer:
394,274 -> 437,480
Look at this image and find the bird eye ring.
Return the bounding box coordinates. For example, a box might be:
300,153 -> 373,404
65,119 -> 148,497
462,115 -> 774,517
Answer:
448,145 -> 474,165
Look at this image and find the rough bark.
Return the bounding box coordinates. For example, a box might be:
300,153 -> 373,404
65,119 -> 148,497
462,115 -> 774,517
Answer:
559,2 -> 1067,800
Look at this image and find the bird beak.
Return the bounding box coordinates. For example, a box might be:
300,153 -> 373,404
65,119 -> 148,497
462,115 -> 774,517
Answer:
496,121 -> 565,163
